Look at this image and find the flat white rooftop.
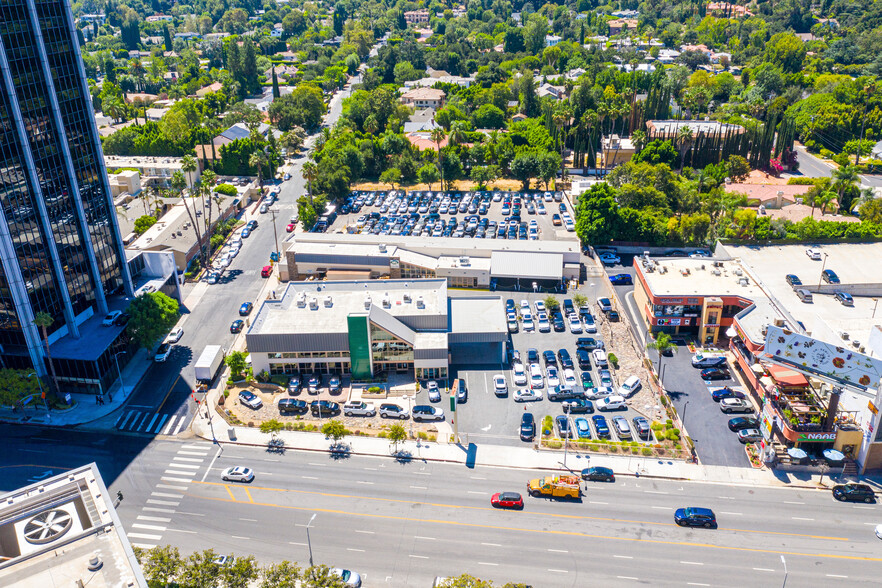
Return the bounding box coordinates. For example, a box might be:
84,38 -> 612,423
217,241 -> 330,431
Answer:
640,257 -> 765,300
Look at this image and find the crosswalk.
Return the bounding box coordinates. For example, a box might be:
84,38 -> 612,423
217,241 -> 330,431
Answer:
116,410 -> 189,435
128,443 -> 213,550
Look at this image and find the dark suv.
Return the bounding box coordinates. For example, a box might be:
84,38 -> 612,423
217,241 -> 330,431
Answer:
832,483 -> 875,503
674,507 -> 717,528
558,349 -> 573,370
310,400 -> 339,416
278,399 -> 308,415
822,269 -> 841,284
520,412 -> 535,441
577,349 -> 592,369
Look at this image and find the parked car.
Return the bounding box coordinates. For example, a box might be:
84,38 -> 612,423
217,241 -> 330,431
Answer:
567,313 -> 582,334
412,405 -> 444,422
491,492 -> 524,509
674,507 -> 717,528
328,376 -> 342,394
546,366 -> 560,388
221,466 -> 254,483
609,273 -> 633,285
576,337 -> 603,351
286,375 -> 301,394
102,310 -> 122,326
230,319 -> 245,333
593,349 -> 608,367
822,269 -> 841,284
555,415 -> 572,438
832,483 -> 876,503
514,388 -> 542,402
691,353 -> 726,368
597,395 -> 626,411
562,397 -> 594,414
239,302 -> 253,316
805,247 -> 822,260
612,416 -> 632,439
310,400 -> 340,416
166,327 -> 184,343
493,374 -> 507,397
618,376 -> 642,397
785,274 -> 802,287
379,403 -> 409,419
577,349 -> 592,369
591,415 -> 611,438
632,416 -> 651,439
520,412 -> 536,441
343,401 -> 376,417
513,363 -> 528,386
154,343 -> 172,363
278,399 -> 308,415
737,428 -> 763,444
597,298 -> 612,313
834,291 -> 854,306
599,252 -> 621,265
426,380 -> 441,402
796,288 -> 813,303
581,466 -> 615,482
727,416 -> 760,431
701,367 -> 730,380
711,387 -> 745,402
332,568 -> 362,588
238,390 -> 263,409
719,398 -> 753,414
607,310 -> 620,321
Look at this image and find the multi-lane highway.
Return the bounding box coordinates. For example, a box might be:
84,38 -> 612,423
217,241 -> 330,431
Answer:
6,426 -> 877,586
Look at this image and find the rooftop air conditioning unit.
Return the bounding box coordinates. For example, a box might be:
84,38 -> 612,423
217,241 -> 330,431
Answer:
711,269 -> 721,276
379,243 -> 387,252
852,339 -> 861,348
403,293 -> 412,302
734,269 -> 743,276
738,277 -> 749,286
308,297 -> 318,309
416,295 -> 425,308
382,294 -> 391,308
460,256 -> 470,266
761,325 -> 768,336
324,295 -> 332,307
839,331 -> 849,340
774,319 -> 785,327
296,292 -> 306,307
364,295 -> 372,309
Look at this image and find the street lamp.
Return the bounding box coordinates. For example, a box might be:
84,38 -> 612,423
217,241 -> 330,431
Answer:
26,372 -> 50,420
816,252 -> 829,290
681,400 -> 690,428
780,555 -> 787,588
305,513 -> 317,567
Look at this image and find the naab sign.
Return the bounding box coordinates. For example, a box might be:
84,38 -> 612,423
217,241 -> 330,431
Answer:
763,325 -> 882,392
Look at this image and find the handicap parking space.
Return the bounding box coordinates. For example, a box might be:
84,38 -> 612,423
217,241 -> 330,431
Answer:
320,189 -> 577,242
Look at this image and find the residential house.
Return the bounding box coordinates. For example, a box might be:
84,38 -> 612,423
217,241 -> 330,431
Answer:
405,131 -> 448,151
612,9 -> 640,18
512,113 -> 528,122
565,67 -> 587,81
537,83 -> 566,100
174,32 -> 200,41
103,155 -> 201,189
195,82 -> 223,97
410,108 -> 437,123
706,2 -> 753,17
400,87 -> 446,109
656,48 -> 680,64
146,107 -> 168,121
608,18 -> 638,35
600,135 -> 636,169
145,14 -> 173,23
724,183 -> 811,209
545,34 -> 562,47
78,13 -> 106,25
680,43 -> 712,56
404,119 -> 441,134
645,120 -> 745,139
404,9 -> 430,24
108,170 -> 141,198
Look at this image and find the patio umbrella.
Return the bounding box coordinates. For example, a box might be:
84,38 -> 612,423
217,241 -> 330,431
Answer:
823,449 -> 845,465
787,447 -> 808,460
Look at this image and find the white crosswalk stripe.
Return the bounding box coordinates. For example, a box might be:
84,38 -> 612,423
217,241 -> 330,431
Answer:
116,410 -> 187,435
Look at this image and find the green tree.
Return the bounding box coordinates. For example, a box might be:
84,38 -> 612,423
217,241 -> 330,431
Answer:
572,293 -> 588,308
575,183 -> 622,245
387,424 -> 407,452
271,67 -> 281,100
127,292 -> 180,349
431,128 -> 447,189
538,151 -> 562,190
646,332 -> 676,384
134,215 -> 157,235
321,419 -> 348,442
260,419 -> 284,439
727,155 -> 751,182
142,545 -> 182,588
633,140 -> 678,167
221,554 -> 259,588
470,165 -> 498,190
510,152 -> 540,190
225,351 -> 248,378
179,549 -> 223,588
0,369 -> 44,408
440,574 -> 495,588
418,163 -> 441,190
379,168 -> 402,190
472,104 -> 505,129
543,296 -> 560,311
268,86 -> 326,131
32,311 -> 59,396
302,565 -> 346,588
260,561 -> 301,588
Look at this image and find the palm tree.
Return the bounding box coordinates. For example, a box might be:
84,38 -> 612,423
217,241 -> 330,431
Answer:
833,164 -> 859,201
32,312 -> 59,396
174,170 -> 208,272
249,150 -> 269,188
552,103 -> 573,183
816,190 -> 836,215
180,155 -> 198,191
103,95 -> 126,124
302,160 -> 317,201
448,121 -> 468,147
676,125 -> 694,173
631,129 -> 647,154
430,128 -> 447,190
579,109 -> 598,173
646,332 -> 676,386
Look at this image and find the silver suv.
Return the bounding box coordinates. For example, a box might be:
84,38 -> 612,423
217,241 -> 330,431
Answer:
379,403 -> 409,419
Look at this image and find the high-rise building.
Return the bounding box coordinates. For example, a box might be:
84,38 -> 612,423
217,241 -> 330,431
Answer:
0,0 -> 136,393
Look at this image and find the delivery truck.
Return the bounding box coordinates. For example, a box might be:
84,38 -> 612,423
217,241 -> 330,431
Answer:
194,345 -> 225,385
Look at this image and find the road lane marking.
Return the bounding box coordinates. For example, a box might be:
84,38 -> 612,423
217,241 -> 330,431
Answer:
347,548 -> 365,552
151,492 -> 184,499
481,543 -> 501,547
231,535 -> 249,540
410,486 -> 427,490
181,444 -> 209,451
717,496 -> 735,500
244,489 -> 254,504
644,491 -> 668,494
409,555 -> 429,559
142,507 -> 176,514
721,512 -> 743,516
617,577 -> 638,581
826,575 -> 848,578
792,517 -> 814,521
783,501 -> 804,505
680,561 -> 704,565
753,568 -> 774,572
356,481 -> 374,485
414,536 -> 435,540
302,476 -> 318,480
547,549 -> 568,553
651,506 -> 669,510
289,542 -> 307,546
165,470 -> 196,476
129,533 -> 163,540
172,457 -> 203,464
853,506 -> 875,510
161,477 -> 192,484
201,447 -> 222,482
478,562 -> 498,566
132,543 -> 157,550
687,583 -> 710,586
177,451 -> 208,457
132,523 -> 167,531
186,481 -> 853,543
547,569 -> 568,573
589,501 -> 609,505
176,512 -> 205,516
355,530 -> 374,534
413,471 -> 431,475
613,555 -> 633,559
264,458 -> 280,462
471,476 -> 486,480
467,491 -> 485,495
363,467 -> 377,471
307,463 -> 326,467
224,486 -> 236,501
239,518 -> 257,522
138,516 -> 171,523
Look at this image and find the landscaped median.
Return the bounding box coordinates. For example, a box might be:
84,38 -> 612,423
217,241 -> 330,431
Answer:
537,414 -> 691,460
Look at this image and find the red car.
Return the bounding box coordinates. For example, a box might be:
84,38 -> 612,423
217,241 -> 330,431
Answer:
286,223 -> 296,233
490,492 -> 524,510
261,265 -> 272,278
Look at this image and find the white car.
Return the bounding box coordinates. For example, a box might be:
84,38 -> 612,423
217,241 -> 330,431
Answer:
568,313 -> 582,334
333,568 -> 362,587
537,314 -> 551,333
343,401 -> 376,416
514,388 -> 542,402
154,343 -> 172,362
597,395 -> 627,411
563,369 -> 577,388
535,300 -> 546,313
530,364 -> 544,389
206,272 -> 219,284
426,380 -> 441,402
599,252 -> 621,265
493,374 -> 507,397
522,315 -> 535,332
166,326 -> 184,343
221,466 -> 254,483
593,349 -> 609,367
102,310 -> 122,326
513,363 -> 528,386
520,299 -> 530,311
546,366 -> 560,388
585,385 -> 615,399
619,376 -> 642,398
805,247 -> 822,260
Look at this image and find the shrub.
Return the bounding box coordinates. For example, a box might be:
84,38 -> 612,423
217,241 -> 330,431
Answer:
659,395 -> 669,406
367,386 -> 382,394
608,445 -> 619,452
831,152 -> 850,166
819,148 -> 834,159
607,353 -> 619,368
418,431 -> 428,440
547,440 -> 562,449
651,421 -> 663,431
787,177 -> 823,185
215,183 -> 238,196
641,447 -> 653,456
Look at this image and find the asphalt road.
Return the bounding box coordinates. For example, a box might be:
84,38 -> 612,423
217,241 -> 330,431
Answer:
108,440 -> 882,586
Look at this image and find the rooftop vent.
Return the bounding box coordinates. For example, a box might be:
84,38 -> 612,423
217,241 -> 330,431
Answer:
774,318 -> 785,327
734,269 -> 743,276
308,297 -> 318,309
403,293 -> 412,302
323,295 -> 333,307
711,269 -> 721,276
839,331 -> 849,340
382,293 -> 391,308
416,295 -> 425,308
738,277 -> 749,286
364,295 -> 372,309
460,256 -> 470,266
379,243 -> 387,252
296,292 -> 306,307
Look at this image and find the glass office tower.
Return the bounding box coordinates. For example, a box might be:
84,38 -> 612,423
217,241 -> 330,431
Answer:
0,0 -> 134,382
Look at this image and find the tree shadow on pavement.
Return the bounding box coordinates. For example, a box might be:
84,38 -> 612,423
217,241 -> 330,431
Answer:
266,439 -> 285,454
328,442 -> 351,460
666,389 -> 689,401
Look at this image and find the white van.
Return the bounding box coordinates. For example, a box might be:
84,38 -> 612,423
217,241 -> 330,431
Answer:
618,376 -> 642,398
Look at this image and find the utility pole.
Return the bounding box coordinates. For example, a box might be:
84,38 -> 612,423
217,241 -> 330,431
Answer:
269,209 -> 280,259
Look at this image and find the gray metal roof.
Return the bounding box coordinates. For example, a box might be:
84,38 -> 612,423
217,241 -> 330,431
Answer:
491,251 -> 563,280
448,296 -> 506,338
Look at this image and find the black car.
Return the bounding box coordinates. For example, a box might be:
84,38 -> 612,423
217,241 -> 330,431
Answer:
821,269 -> 841,284
247,219 -> 258,230
701,367 -> 730,380
558,349 -> 573,370
230,319 -> 245,333
832,483 -> 875,503
563,299 -> 575,314
278,399 -> 308,415
581,466 -> 615,482
577,349 -> 592,370
310,400 -> 339,416
527,348 -> 539,364
785,274 -> 802,287
632,416 -> 651,439
580,371 -> 594,389
727,416 -> 760,431
113,312 -> 131,326
562,397 -> 594,414
520,412 -> 535,441
543,350 -> 557,367
674,507 -> 717,528
711,387 -> 745,402
552,315 -> 566,332
607,310 -> 620,322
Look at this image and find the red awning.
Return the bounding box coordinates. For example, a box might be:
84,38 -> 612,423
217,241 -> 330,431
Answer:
766,364 -> 809,387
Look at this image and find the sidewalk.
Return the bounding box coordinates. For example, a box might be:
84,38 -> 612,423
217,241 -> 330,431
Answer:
190,387 -> 882,493
0,348 -> 153,428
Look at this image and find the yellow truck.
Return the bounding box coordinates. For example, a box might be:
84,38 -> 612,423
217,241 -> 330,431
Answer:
527,475 -> 581,499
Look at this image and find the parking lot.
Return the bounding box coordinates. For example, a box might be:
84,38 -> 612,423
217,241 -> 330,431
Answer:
322,190 -> 579,243
430,290 -> 657,449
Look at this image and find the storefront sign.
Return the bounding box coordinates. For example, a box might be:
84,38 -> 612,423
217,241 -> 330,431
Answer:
658,298 -> 684,304
390,259 -> 400,269
797,432 -> 836,441
704,324 -> 720,328
869,400 -> 879,416
657,318 -> 682,326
